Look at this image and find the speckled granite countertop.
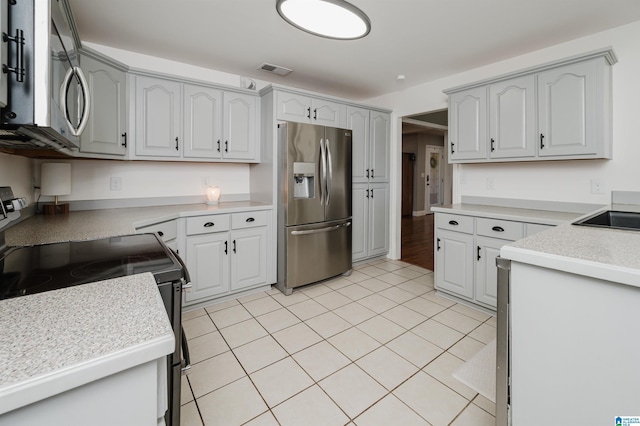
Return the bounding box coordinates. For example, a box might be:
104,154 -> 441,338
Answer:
501,208 -> 640,287
0,273 -> 174,414
5,201 -> 272,246
431,203 -> 583,225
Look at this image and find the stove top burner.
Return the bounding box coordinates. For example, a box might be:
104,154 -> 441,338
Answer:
0,234 -> 184,300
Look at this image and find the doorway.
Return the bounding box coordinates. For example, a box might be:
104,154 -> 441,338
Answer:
400,110 -> 451,272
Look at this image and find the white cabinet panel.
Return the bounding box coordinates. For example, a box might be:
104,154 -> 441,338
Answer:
351,184 -> 369,262
435,229 -> 474,298
184,232 -> 230,302
223,92 -> 257,160
368,183 -> 389,257
369,111 -> 390,182
347,106 -> 369,183
475,236 -> 503,308
489,75 -> 536,159
135,76 -> 181,157
275,91 -> 344,127
230,227 -> 267,291
537,60 -> 598,157
80,54 -> 127,156
183,85 -> 222,159
449,87 -> 487,161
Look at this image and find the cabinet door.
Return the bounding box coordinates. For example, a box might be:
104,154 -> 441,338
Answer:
537,60 -> 598,157
223,92 -> 257,160
184,233 -> 230,302
368,183 -> 389,257
475,236 -> 505,308
489,75 -> 536,159
449,87 -> 487,161
183,84 -> 223,159
351,184 -> 369,261
230,227 -> 267,291
80,55 -> 127,156
0,0 -> 6,108
276,91 -> 310,123
435,229 -> 474,299
369,111 -> 390,182
135,76 -> 181,157
347,106 -> 370,183
311,98 -> 343,127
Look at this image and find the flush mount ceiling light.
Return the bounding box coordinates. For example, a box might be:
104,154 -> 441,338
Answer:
276,0 -> 371,40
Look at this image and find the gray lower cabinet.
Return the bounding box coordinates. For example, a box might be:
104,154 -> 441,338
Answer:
435,212 -> 552,310
80,51 -> 128,156
352,182 -> 389,262
181,210 -> 270,306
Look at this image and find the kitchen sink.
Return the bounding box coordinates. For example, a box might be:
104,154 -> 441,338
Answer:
573,210 -> 640,231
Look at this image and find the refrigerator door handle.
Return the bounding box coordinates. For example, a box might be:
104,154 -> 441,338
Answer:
181,326 -> 191,375
290,222 -> 351,235
326,138 -> 333,206
319,138 -> 327,205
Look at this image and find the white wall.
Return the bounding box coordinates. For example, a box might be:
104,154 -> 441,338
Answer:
0,153 -> 35,203
366,20 -> 640,259
33,160 -> 249,203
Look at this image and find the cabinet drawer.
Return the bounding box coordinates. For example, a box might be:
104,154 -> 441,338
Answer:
476,218 -> 523,241
436,213 -> 474,234
186,214 -> 230,235
232,211 -> 268,230
136,220 -> 177,242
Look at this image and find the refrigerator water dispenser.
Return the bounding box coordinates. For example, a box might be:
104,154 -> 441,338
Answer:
293,162 -> 315,199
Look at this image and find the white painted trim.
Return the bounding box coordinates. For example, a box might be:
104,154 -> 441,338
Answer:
402,118 -> 448,131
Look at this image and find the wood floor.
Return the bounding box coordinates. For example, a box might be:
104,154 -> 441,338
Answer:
401,214 -> 434,271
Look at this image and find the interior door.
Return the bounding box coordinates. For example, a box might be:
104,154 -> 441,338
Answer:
324,126 -> 352,222
425,147 -> 444,211
284,122 -> 325,226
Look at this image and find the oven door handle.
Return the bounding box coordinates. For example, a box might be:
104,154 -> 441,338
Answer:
169,248 -> 191,288
181,326 -> 191,375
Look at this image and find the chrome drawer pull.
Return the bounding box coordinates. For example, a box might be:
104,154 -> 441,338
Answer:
204,222 -> 214,227
492,226 -> 505,232
448,220 -> 459,226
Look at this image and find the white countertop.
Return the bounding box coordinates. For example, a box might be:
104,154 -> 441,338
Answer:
431,203 -> 583,225
0,273 -> 174,415
5,201 -> 272,246
501,208 -> 640,287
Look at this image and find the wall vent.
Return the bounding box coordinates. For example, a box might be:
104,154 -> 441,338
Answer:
258,62 -> 293,76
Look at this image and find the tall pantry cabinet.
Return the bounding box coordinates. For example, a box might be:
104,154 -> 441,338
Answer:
347,106 -> 390,262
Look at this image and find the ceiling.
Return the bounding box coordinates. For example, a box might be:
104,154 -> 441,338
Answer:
68,0 -> 640,101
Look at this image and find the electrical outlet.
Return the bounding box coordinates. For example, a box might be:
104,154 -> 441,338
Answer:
110,177 -> 122,191
591,179 -> 605,194
486,177 -> 496,190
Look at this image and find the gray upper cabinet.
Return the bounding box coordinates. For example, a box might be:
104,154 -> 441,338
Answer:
222,92 -> 258,160
276,91 -> 344,127
347,106 -> 390,183
489,75 -> 536,159
134,74 -> 259,162
537,59 -> 602,157
80,53 -> 127,156
445,48 -> 615,163
183,85 -> 223,159
135,76 -> 182,158
449,87 -> 487,161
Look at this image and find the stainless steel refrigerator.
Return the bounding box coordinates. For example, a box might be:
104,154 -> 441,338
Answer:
276,122 -> 352,295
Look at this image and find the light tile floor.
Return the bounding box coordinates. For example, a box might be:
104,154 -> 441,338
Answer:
180,258 -> 496,426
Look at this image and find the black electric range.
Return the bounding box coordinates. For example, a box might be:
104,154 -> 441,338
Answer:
0,232 -> 190,426
0,233 -> 184,300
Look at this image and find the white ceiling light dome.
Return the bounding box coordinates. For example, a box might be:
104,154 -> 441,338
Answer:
276,0 -> 371,40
